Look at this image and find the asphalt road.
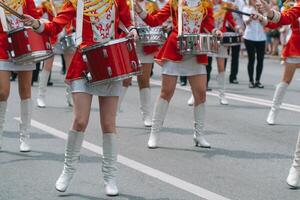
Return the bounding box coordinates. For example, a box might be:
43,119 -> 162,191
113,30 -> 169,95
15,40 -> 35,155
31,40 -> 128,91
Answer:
1,54 -> 300,200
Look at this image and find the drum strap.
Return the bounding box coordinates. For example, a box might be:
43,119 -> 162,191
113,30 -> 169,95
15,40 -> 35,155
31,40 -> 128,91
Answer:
75,0 -> 84,46
0,7 -> 8,32
178,0 -> 183,36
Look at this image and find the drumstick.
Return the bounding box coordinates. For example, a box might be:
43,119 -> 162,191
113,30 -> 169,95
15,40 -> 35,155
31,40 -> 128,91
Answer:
178,0 -> 183,36
223,7 -> 252,16
0,1 -> 25,19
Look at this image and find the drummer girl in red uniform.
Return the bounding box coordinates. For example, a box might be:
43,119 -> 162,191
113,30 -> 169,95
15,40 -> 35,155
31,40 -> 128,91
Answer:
118,0 -> 162,127
0,0 -> 39,152
258,0 -> 300,125
36,0 -> 75,108
187,0 -> 241,106
134,0 -> 222,148
22,0 -> 137,196
255,0 -> 300,188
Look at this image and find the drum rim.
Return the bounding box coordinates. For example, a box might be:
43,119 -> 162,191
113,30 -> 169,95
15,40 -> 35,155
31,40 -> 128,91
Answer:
12,51 -> 54,64
81,37 -> 130,53
60,32 -> 76,41
136,26 -> 164,31
178,33 -> 215,38
8,26 -> 30,34
223,32 -> 242,37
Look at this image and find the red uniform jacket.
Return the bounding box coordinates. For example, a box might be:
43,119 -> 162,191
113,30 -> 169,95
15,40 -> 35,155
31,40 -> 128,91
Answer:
37,3 -> 75,44
40,0 -> 133,80
266,3 -> 300,59
143,3 -> 214,65
37,5 -> 57,44
219,11 -> 237,32
0,0 -> 39,60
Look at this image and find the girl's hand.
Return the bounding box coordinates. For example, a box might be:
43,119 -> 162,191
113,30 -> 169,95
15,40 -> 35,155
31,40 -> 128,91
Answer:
21,14 -> 40,29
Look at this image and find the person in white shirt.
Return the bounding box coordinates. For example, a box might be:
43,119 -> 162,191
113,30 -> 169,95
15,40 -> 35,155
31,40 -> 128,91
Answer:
243,0 -> 266,88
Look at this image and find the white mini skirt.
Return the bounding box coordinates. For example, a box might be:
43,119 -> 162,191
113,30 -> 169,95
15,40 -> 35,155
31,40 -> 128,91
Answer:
136,43 -> 156,64
0,60 -> 35,71
285,57 -> 300,64
70,79 -> 122,97
162,56 -> 207,76
209,45 -> 229,58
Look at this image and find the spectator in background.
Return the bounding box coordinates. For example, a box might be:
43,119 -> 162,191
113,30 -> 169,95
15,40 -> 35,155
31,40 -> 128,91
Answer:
269,0 -> 280,55
229,0 -> 245,84
243,0 -> 266,88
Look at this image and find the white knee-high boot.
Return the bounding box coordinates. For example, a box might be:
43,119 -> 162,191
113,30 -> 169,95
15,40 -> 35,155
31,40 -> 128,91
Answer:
139,88 -> 152,127
187,94 -> 194,106
55,130 -> 84,192
19,99 -> 32,152
287,131 -> 300,188
102,133 -> 118,196
148,98 -> 169,148
65,85 -> 73,107
37,70 -> 50,108
267,82 -> 289,125
217,72 -> 228,105
0,101 -> 7,150
193,103 -> 211,148
118,86 -> 128,113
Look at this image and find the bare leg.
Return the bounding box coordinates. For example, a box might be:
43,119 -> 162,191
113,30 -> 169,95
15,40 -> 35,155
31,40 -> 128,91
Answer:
55,92 -> 92,192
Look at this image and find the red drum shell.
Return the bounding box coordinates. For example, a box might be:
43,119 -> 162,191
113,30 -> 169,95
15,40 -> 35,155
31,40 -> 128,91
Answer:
8,27 -> 53,64
81,38 -> 141,86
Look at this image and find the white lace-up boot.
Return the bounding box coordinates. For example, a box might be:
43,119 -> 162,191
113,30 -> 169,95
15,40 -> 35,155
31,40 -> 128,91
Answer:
193,103 -> 211,148
65,85 -> 73,107
102,133 -> 118,196
147,98 -> 169,148
187,94 -> 194,106
0,101 -> 7,150
267,82 -> 288,125
139,88 -> 152,127
37,70 -> 50,108
217,72 -> 228,105
118,86 -> 128,112
55,130 -> 84,192
19,99 -> 32,152
287,131 -> 300,188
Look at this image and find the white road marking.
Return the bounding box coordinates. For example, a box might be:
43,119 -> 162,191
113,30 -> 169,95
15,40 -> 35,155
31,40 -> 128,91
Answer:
149,79 -> 300,113
20,118 -> 232,200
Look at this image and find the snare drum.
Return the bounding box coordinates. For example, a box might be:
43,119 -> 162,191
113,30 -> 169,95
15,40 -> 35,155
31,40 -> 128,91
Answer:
178,34 -> 219,55
81,37 -> 141,86
137,26 -> 167,45
8,27 -> 53,64
60,33 -> 76,50
220,32 -> 242,46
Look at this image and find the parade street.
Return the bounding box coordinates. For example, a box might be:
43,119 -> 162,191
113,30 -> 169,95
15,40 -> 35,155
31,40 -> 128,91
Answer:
1,55 -> 300,200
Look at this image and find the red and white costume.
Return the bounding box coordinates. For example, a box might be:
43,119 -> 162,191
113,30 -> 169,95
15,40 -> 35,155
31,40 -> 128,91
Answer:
138,0 -> 214,76
213,1 -> 238,58
0,0 -> 39,71
36,0 -> 133,96
266,2 -> 300,63
132,0 -> 161,64
38,0 -> 76,54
